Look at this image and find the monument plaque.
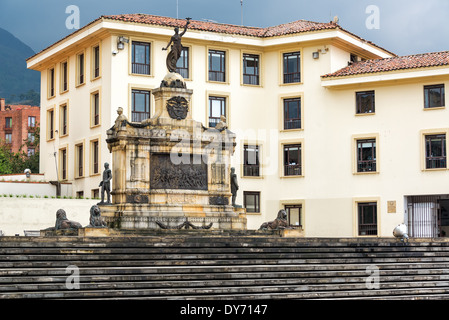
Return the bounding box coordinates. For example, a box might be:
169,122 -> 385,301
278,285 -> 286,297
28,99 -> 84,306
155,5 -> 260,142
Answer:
150,153 -> 208,190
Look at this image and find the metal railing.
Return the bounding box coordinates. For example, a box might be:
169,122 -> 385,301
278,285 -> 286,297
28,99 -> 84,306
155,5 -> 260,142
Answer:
243,165 -> 260,177
426,157 -> 447,169
357,160 -> 377,172
132,112 -> 151,123
284,164 -> 301,176
284,119 -> 301,130
132,63 -> 150,75
283,72 -> 300,83
209,71 -> 225,82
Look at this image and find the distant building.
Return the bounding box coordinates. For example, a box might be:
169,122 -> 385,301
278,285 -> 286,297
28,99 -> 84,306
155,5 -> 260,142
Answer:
0,98 -> 40,155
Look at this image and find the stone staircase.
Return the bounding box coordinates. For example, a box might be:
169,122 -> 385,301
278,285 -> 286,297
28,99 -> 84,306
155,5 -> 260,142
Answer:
1,232 -> 449,300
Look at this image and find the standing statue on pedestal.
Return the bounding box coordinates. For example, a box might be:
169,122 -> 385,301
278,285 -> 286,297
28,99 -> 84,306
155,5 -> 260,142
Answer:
230,167 -> 239,207
98,162 -> 112,204
162,18 -> 191,73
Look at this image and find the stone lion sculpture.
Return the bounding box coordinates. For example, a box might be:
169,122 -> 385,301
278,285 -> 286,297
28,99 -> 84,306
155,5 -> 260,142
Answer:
87,205 -> 107,228
259,209 -> 289,230
55,209 -> 82,230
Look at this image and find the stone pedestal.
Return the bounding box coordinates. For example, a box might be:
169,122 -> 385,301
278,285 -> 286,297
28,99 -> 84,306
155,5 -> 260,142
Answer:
102,73 -> 246,230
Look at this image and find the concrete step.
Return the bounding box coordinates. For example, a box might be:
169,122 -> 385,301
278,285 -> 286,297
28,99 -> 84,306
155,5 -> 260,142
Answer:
2,280 -> 449,299
2,235 -> 449,299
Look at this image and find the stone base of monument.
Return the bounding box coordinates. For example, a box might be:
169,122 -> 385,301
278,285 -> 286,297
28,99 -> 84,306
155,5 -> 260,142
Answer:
98,204 -> 247,231
39,226 -> 299,237
102,72 -> 247,231
280,228 -> 304,237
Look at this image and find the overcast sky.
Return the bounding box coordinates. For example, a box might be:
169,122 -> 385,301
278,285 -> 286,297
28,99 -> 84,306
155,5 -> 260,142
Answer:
0,0 -> 448,56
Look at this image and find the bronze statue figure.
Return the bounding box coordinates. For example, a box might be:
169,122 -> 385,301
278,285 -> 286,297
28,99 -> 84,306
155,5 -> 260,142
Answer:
55,209 -> 82,230
87,205 -> 107,228
162,18 -> 191,73
99,162 -> 112,204
230,167 -> 239,207
259,210 -> 289,230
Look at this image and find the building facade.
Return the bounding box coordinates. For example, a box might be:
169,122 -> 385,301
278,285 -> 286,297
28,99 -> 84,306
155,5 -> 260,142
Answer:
27,14 -> 449,237
0,98 -> 40,155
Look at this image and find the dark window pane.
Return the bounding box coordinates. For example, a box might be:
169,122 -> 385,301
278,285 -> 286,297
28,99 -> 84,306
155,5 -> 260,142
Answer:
78,54 -> 84,84
94,46 -> 100,78
284,98 -> 301,129
209,50 -> 226,82
243,54 -> 259,85
244,191 -> 260,213
356,91 -> 375,114
285,205 -> 302,227
131,89 -> 151,122
209,96 -> 226,127
243,145 -> 260,176
284,144 -> 301,176
426,134 -> 447,169
132,42 -> 151,75
357,139 -> 376,172
283,52 -> 301,83
424,84 -> 445,108
358,202 -> 377,236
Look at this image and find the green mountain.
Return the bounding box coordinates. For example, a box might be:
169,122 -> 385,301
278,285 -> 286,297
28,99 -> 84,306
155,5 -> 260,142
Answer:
0,27 -> 40,106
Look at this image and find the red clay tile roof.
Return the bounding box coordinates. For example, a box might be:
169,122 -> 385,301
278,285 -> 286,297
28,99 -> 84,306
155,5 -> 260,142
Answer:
322,51 -> 449,78
102,14 -> 338,38
27,13 -> 393,62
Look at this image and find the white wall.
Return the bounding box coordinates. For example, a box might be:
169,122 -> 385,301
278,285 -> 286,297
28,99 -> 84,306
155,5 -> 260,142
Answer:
0,198 -> 98,236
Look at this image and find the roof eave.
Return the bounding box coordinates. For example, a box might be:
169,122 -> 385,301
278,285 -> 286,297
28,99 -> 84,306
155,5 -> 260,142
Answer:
321,65 -> 449,88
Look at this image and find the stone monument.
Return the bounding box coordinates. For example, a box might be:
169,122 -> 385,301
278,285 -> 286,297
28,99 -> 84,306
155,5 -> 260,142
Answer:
99,19 -> 246,230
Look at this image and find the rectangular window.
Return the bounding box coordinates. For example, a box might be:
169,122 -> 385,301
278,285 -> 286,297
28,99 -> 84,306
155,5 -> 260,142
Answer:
425,134 -> 446,169
61,61 -> 68,92
28,116 -> 36,128
243,145 -> 260,177
424,84 -> 445,108
283,51 -> 301,83
283,97 -> 301,130
27,148 -> 35,157
27,132 -> 35,143
76,191 -> 84,199
93,45 -> 100,78
60,104 -> 68,136
92,92 -> 100,126
76,144 -> 84,178
358,202 -> 378,236
92,189 -> 99,199
48,67 -> 55,97
5,133 -> 12,144
131,41 -> 151,75
131,89 -> 151,122
47,110 -> 54,140
5,117 -> 12,129
357,139 -> 376,172
243,53 -> 259,85
285,204 -> 302,227
77,53 -> 85,85
92,140 -> 99,175
176,47 -> 189,79
356,91 -> 375,114
209,49 -> 226,82
244,191 -> 260,213
60,148 -> 67,180
209,96 -> 226,127
284,144 -> 302,176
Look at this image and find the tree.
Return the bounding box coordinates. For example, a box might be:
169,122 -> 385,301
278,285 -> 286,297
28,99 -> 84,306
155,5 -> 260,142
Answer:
0,125 -> 40,175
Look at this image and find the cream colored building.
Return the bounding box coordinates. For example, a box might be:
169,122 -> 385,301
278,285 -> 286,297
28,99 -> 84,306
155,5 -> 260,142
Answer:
27,14 -> 449,237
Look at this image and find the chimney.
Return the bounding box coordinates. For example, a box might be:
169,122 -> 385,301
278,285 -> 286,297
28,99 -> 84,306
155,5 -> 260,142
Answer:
0,98 -> 5,111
